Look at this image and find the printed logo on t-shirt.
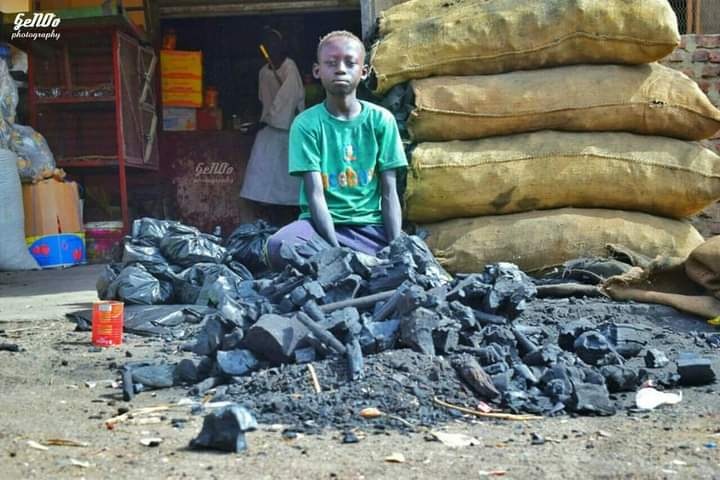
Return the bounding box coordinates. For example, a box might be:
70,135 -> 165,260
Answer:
322,167 -> 374,190
344,145 -> 357,162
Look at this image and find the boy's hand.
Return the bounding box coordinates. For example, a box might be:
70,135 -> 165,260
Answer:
381,169 -> 402,242
304,172 -> 340,247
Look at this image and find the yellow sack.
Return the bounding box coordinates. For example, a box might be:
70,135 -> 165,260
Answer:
369,0 -> 679,95
406,131 -> 720,223
424,208 -> 704,273
378,0 -> 470,37
408,64 -> 720,142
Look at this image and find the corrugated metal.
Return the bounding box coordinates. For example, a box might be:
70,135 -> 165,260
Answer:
158,0 -> 359,18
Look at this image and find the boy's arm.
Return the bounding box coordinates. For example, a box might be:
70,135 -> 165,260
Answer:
304,171 -> 340,247
381,169 -> 402,243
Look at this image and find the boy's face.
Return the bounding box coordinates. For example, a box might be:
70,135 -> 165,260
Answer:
313,37 -> 368,96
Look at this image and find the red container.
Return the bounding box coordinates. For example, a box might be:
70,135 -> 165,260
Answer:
91,301 -> 124,347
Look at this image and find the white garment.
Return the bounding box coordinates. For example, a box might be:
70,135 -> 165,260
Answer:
241,58 -> 305,205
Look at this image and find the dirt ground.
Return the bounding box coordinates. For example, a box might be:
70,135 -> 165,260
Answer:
1,265 -> 720,480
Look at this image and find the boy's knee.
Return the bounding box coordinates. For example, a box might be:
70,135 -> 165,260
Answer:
265,231 -> 284,271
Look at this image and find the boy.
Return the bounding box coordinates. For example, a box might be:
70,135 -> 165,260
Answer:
266,30 -> 407,270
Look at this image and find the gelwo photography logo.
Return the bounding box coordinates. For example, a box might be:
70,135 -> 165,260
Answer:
194,162 -> 235,184
12,12 -> 61,41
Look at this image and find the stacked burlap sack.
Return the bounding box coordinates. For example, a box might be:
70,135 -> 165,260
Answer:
369,0 -> 720,273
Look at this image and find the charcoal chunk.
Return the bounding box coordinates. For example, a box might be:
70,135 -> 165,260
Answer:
327,307 -> 361,336
484,361 -> 509,376
512,327 -> 539,357
573,331 -> 613,366
452,355 -> 500,400
568,382 -> 615,416
644,349 -> 670,369
514,363 -> 539,385
175,357 -> 213,384
131,364 -> 176,389
368,252 -> 417,292
323,275 -> 362,304
365,319 -> 400,353
293,347 -> 316,364
190,405 -> 257,453
558,319 -> 595,351
399,307 -> 438,356
316,251 -> 354,288
474,310 -> 507,326
599,323 -> 647,359
242,314 -> 309,364
482,325 -> 516,348
346,336 -> 364,381
600,365 -> 638,393
192,315 -> 228,356
524,344 -> 562,367
221,330 -> 245,351
216,349 -> 258,377
677,352 -> 716,386
447,301 -> 477,330
433,327 -> 459,355
540,366 -> 572,402
476,344 -> 507,366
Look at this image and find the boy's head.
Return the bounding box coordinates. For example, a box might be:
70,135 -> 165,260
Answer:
261,26 -> 287,65
313,31 -> 368,97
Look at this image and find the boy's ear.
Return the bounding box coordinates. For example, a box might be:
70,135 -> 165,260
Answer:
312,63 -> 321,79
360,63 -> 369,81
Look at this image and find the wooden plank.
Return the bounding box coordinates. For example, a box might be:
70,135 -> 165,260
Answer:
687,0 -> 695,33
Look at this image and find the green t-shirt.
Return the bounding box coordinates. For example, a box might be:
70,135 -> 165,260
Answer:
289,100 -> 408,225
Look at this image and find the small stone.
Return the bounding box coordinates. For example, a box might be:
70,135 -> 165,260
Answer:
644,349 -> 669,369
189,405 -> 257,453
384,452 -> 406,463
140,437 -> 163,447
342,431 -> 360,444
360,407 -> 383,419
530,432 -> 545,445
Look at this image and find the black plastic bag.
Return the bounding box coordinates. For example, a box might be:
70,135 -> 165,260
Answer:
122,242 -> 167,265
174,263 -> 251,305
96,263 -> 123,299
160,233 -> 227,268
225,220 -> 277,274
68,304 -> 212,337
107,264 -> 174,305
131,218 -> 193,247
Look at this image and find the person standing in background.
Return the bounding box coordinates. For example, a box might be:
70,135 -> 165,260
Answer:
240,27 -> 305,218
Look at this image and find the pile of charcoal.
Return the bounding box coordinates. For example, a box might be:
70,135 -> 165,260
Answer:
96,218 -> 717,428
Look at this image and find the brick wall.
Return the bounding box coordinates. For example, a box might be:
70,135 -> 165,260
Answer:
661,34 -> 720,154
661,34 -> 720,236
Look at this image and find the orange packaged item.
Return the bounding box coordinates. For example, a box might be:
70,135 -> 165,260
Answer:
91,301 -> 124,347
